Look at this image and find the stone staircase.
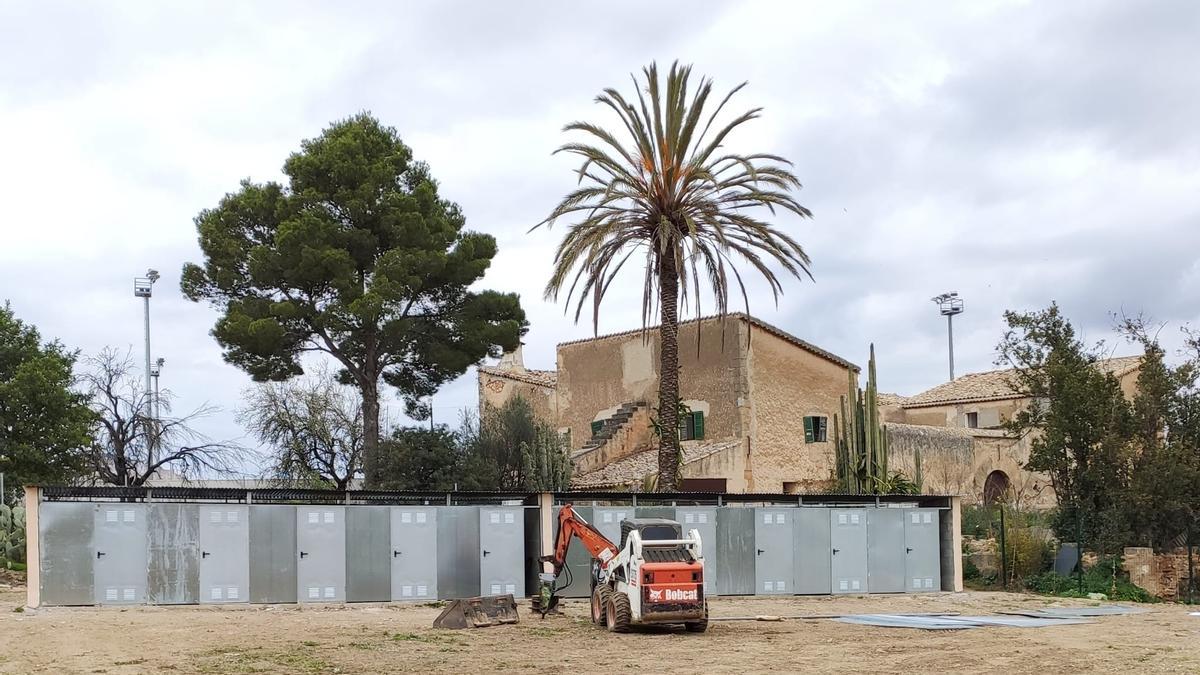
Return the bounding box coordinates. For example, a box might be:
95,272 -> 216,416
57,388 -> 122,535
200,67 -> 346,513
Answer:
575,401 -> 648,456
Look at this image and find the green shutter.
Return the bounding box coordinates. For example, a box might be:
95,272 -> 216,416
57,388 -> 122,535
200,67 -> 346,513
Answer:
693,411 -> 704,440
803,416 -> 815,443
590,420 -> 603,436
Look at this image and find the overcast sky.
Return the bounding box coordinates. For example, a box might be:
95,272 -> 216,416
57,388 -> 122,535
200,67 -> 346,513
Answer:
3,1 -> 1198,475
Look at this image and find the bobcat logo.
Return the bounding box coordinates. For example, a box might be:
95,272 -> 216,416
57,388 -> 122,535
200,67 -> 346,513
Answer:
648,589 -> 663,602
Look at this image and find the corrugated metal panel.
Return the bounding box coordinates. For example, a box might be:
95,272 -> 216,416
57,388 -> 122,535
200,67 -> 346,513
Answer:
147,504 -> 200,604
38,502 -> 94,606
593,507 -> 631,547
715,508 -> 755,595
436,506 -> 480,600
346,507 -> 390,602
794,508 -> 831,594
248,505 -> 296,603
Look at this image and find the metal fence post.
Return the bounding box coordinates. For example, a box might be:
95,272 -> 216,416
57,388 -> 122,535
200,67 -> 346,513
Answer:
999,505 -> 1008,589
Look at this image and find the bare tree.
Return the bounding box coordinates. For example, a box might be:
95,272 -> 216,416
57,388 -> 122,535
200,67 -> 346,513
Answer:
238,367 -> 363,489
82,348 -> 244,486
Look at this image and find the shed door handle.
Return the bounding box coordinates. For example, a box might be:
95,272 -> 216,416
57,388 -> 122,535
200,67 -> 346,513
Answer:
393,550 -> 402,558
832,548 -> 840,555
906,547 -> 914,554
756,549 -> 765,555
97,551 -> 106,559
202,551 -> 211,559
300,551 -> 309,559
483,550 -> 491,557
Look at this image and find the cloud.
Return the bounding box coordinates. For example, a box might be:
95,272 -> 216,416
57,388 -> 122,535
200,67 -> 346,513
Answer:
2,0 -> 1197,475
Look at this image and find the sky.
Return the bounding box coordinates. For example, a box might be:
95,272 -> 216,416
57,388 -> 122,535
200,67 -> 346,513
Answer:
2,1 -> 1198,475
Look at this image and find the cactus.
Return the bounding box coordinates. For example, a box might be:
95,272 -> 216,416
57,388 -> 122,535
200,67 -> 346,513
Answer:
835,344 -> 915,494
0,503 -> 27,568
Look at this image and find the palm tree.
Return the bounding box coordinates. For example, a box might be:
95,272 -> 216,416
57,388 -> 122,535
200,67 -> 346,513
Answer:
535,61 -> 813,490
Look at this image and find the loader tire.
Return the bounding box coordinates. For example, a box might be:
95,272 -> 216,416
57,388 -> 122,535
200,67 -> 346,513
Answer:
605,593 -> 631,633
684,602 -> 709,633
590,585 -> 609,625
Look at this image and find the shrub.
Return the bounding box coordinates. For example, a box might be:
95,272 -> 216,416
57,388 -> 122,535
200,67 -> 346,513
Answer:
1025,556 -> 1158,603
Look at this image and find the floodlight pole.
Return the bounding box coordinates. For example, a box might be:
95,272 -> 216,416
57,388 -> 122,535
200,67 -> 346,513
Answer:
932,292 -> 965,381
134,270 -> 160,464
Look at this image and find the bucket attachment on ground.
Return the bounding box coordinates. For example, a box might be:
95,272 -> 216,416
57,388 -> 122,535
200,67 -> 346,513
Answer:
433,594 -> 520,629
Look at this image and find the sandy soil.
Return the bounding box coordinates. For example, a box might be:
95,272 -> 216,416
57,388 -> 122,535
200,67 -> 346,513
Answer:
1,583 -> 1197,674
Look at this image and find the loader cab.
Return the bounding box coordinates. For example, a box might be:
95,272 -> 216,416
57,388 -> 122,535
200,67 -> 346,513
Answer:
619,518 -> 681,549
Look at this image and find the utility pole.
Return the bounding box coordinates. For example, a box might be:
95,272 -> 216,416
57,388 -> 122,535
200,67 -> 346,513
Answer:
932,292 -> 964,380
134,269 -> 160,464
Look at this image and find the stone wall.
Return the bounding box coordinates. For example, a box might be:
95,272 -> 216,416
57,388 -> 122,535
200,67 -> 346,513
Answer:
745,324 -> 855,492
1124,546 -> 1199,601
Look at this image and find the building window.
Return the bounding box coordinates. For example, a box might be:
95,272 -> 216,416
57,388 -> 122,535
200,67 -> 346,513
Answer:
678,411 -> 705,441
803,416 -> 828,443
590,420 -> 604,436
966,412 -> 978,429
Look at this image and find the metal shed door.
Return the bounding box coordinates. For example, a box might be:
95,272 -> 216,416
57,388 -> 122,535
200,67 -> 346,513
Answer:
147,504 -> 200,604
437,506 -> 480,600
249,505 -> 296,603
551,506 -> 593,598
676,507 -> 717,595
592,507 -> 631,546
754,508 -> 794,595
93,504 -> 147,605
199,506 -> 249,604
39,502 -> 94,606
297,506 -> 346,603
904,509 -> 942,592
793,508 -> 832,595
391,507 -> 437,601
346,507 -> 390,602
830,509 -> 868,594
715,508 -> 755,596
867,508 -> 906,593
479,507 -> 524,598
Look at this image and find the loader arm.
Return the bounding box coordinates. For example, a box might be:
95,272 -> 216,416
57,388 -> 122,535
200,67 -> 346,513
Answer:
541,503 -> 620,575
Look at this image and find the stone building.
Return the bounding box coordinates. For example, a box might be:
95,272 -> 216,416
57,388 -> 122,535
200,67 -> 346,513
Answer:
477,314 -> 857,493
881,356 -> 1142,507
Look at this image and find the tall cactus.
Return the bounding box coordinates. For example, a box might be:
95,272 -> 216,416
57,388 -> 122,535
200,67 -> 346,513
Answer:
835,344 -> 898,494
0,503 -> 27,568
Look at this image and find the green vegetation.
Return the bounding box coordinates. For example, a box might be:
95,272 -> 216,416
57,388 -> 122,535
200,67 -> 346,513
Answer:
1026,557 -> 1159,603
0,503 -> 26,568
834,345 -> 919,494
182,113 -> 525,483
536,61 -> 813,490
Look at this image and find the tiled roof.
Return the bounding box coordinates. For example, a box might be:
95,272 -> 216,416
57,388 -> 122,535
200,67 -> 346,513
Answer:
477,365 -> 558,389
571,439 -> 742,489
902,355 -> 1142,408
877,392 -> 909,407
557,313 -> 858,371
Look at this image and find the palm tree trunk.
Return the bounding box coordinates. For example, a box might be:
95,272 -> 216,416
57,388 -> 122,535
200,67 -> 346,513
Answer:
657,251 -> 681,491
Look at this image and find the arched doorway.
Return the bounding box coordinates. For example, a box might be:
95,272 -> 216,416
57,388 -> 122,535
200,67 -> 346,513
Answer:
983,470 -> 1011,504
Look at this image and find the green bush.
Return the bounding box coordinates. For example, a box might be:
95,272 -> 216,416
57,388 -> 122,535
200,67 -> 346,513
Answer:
963,558 -> 982,581
0,504 -> 27,567
1025,556 -> 1158,603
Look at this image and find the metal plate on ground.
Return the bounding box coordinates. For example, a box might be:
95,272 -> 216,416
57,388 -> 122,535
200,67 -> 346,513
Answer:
754,508 -> 794,595
479,507 -> 524,598
794,508 -> 831,595
391,507 -> 437,601
93,504 -> 147,605
249,505 -> 296,603
38,501 -> 95,606
830,509 -> 868,594
346,506 -> 390,602
715,507 -> 755,595
904,508 -> 941,592
551,506 -> 593,598
437,506 -> 480,600
297,506 -> 345,603
867,508 -> 905,594
199,505 -> 248,604
676,507 -> 717,595
147,503 -> 200,604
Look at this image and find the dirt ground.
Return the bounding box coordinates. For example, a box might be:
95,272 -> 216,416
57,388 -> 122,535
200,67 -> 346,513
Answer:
1,582 -> 1197,675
